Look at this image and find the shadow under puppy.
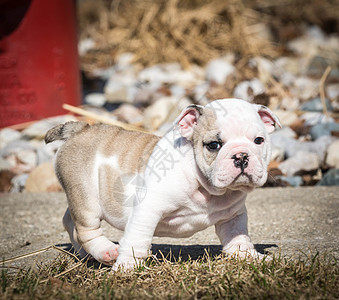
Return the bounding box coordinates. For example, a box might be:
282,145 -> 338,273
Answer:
45,98 -> 281,270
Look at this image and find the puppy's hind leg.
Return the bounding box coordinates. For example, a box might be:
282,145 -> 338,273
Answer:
63,208 -> 88,259
67,190 -> 119,265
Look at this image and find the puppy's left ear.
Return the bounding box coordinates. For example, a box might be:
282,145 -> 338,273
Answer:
255,105 -> 282,133
174,104 -> 204,140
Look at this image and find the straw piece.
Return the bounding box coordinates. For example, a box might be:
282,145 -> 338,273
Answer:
319,66 -> 332,119
62,104 -> 149,132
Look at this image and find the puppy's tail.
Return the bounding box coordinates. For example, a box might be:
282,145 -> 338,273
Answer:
45,121 -> 89,144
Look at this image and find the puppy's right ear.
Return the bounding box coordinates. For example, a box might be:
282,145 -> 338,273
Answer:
174,104 -> 204,140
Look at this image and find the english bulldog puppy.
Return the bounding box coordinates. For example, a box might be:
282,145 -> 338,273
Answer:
45,98 -> 281,270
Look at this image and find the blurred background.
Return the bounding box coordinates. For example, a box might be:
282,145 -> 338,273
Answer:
0,0 -> 338,192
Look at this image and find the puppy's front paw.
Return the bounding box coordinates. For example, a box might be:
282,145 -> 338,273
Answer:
224,240 -> 266,260
112,256 -> 143,272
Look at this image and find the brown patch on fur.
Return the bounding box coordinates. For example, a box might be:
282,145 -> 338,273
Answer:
53,123 -> 160,238
193,108 -> 221,167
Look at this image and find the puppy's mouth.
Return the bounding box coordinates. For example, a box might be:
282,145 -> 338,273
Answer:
232,171 -> 253,184
214,170 -> 257,190
229,172 -> 256,191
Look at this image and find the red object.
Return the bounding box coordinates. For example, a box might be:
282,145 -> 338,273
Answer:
0,0 -> 81,128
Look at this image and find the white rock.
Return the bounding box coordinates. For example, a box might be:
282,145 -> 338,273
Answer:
273,110 -> 299,127
104,72 -> 138,103
115,52 -> 135,70
16,149 -> 37,169
250,57 -> 283,82
326,83 -> 339,101
205,58 -> 236,85
278,151 -> 321,177
0,157 -> 11,170
271,146 -> 285,162
113,104 -> 143,124
233,78 -> 265,102
280,97 -> 300,111
271,130 -> 333,161
271,126 -> 297,139
292,77 -> 319,101
11,174 -> 29,192
288,26 -> 329,56
291,136 -> 334,161
301,112 -> 334,126
25,162 -> 62,192
138,63 -> 196,87
144,96 -> 191,130
192,82 -> 210,105
326,140 -> 339,168
22,115 -> 77,139
85,93 -> 106,107
78,38 -> 95,55
0,128 -> 22,149
0,140 -> 34,157
274,57 -> 303,76
134,81 -> 162,105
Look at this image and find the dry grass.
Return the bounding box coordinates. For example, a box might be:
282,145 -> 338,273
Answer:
1,249 -> 338,299
78,0 -> 277,70
78,0 -> 339,70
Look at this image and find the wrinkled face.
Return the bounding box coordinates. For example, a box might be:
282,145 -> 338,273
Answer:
177,99 -> 280,192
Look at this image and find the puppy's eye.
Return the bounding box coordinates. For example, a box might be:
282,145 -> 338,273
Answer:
254,137 -> 264,145
205,141 -> 222,151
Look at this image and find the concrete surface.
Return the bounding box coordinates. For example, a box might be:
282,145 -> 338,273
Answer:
1,187 -> 338,267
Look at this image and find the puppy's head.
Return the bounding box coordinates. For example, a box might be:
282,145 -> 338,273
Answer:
176,98 -> 281,192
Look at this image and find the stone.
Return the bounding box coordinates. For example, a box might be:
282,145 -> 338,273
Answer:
271,132 -> 333,161
115,52 -> 135,71
138,63 -> 196,87
84,93 -> 107,107
143,96 -> 191,131
0,128 -> 22,149
300,97 -> 333,112
11,174 -> 29,192
104,72 -> 137,103
317,169 -> 339,186
278,176 -> 304,187
0,157 -> 11,171
310,122 -> 339,140
113,104 -> 143,124
326,83 -> 339,101
278,151 -> 321,177
287,25 -> 325,56
205,58 -> 235,85
22,115 -> 77,139
274,57 -> 301,77
326,140 -> 339,168
273,126 -> 297,139
78,38 -> 95,55
292,77 -> 320,101
134,82 -> 162,105
233,78 -> 265,102
301,112 -> 334,126
271,146 -> 285,162
25,162 -> 62,192
191,82 -> 210,105
292,136 -> 334,162
273,110 -> 298,127
16,149 -> 37,170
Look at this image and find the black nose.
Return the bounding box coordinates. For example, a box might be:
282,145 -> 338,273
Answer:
232,152 -> 249,172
